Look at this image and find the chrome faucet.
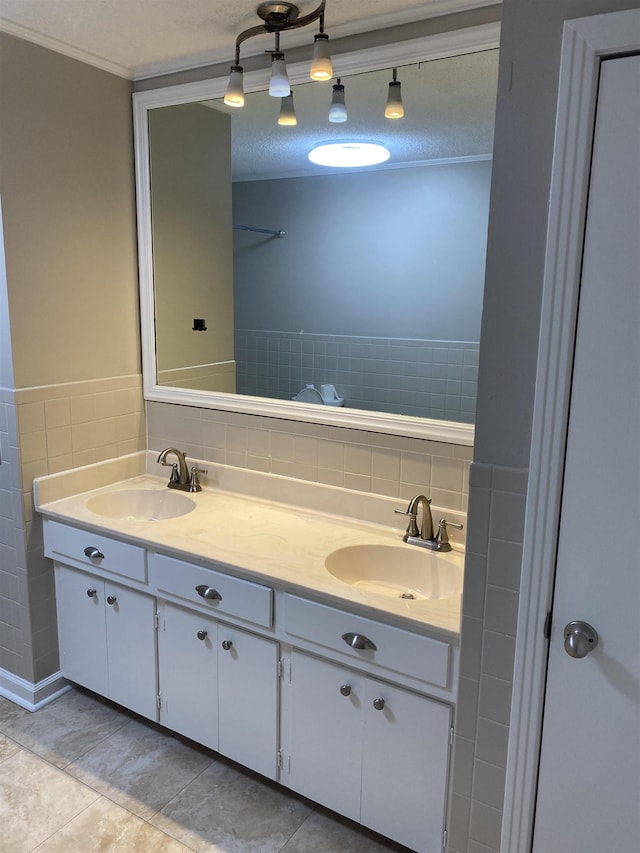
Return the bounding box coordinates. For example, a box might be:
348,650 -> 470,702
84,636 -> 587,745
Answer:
395,494 -> 463,552
157,448 -> 206,492
157,447 -> 189,487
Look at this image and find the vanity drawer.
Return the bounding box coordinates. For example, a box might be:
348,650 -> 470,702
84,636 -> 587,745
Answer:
44,520 -> 146,582
149,552 -> 273,628
284,594 -> 451,690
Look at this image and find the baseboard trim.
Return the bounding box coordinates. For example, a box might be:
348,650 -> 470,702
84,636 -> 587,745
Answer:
0,668 -> 71,711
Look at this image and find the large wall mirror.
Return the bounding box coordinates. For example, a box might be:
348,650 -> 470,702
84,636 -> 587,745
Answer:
134,25 -> 499,443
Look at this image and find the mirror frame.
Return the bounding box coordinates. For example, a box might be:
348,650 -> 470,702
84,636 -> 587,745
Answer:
133,21 -> 499,445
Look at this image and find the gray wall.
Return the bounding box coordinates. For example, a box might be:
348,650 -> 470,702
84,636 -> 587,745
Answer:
232,160 -> 491,341
450,2 -> 640,851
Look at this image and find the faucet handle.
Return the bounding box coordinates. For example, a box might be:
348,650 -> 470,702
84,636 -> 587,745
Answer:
394,507 -> 420,537
189,466 -> 208,493
436,518 -> 464,549
160,461 -> 180,483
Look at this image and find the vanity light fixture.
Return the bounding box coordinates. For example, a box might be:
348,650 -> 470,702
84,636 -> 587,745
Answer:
278,93 -> 297,125
224,1 -> 331,110
328,78 -> 347,123
308,141 -> 390,168
385,67 -> 405,119
269,40 -> 290,97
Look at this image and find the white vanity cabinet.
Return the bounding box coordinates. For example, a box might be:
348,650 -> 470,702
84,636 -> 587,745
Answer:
283,594 -> 455,853
156,599 -> 279,780
54,564 -> 157,721
43,514 -> 458,853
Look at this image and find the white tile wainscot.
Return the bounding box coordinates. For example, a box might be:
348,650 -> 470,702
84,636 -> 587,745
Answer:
34,452 -> 465,853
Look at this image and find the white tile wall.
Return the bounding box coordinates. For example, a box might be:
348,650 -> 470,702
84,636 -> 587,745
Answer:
448,462 -> 528,853
146,400 -> 472,509
0,376 -> 146,686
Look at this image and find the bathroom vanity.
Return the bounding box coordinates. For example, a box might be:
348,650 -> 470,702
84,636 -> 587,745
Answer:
35,456 -> 463,853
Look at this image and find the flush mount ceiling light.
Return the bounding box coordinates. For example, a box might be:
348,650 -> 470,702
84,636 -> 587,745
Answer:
308,141 -> 391,168
224,1 -> 332,109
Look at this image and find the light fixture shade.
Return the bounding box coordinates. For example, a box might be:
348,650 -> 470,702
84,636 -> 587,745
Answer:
385,80 -> 404,119
278,94 -> 297,126
269,53 -> 290,97
224,65 -> 245,108
310,33 -> 332,81
308,141 -> 390,168
328,81 -> 347,123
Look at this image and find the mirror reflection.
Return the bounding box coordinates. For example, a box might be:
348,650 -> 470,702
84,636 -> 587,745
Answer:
148,51 -> 498,425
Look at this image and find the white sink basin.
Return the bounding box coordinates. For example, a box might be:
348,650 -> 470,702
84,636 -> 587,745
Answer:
85,489 -> 196,521
325,544 -> 463,601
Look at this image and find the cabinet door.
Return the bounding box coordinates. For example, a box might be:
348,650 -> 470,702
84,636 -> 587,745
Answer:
288,651 -> 363,822
55,565 -> 108,696
361,679 -> 452,853
218,624 -> 279,780
157,601 -> 218,751
105,581 -> 158,722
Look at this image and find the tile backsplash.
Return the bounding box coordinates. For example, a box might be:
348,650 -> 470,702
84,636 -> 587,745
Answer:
146,400 -> 472,511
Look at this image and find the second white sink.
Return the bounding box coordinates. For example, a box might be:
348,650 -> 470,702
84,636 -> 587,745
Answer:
325,544 -> 463,601
86,489 -> 196,521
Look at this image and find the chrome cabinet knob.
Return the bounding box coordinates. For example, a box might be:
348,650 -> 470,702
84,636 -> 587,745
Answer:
564,620 -> 599,658
106,595 -> 117,606
197,630 -> 208,641
222,640 -> 233,651
340,684 -> 352,697
86,588 -> 97,598
84,546 -> 104,559
342,632 -> 377,651
195,584 -> 222,601
373,697 -> 385,711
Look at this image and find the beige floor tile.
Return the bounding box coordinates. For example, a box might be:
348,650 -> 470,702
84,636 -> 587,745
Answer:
150,757 -> 313,853
0,733 -> 21,764
0,748 -> 99,853
280,808 -> 409,852
0,688 -> 133,769
34,796 -> 195,852
67,718 -> 213,820
0,695 -> 30,732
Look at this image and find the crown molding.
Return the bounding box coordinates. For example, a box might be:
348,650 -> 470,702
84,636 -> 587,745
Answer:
0,16 -> 133,78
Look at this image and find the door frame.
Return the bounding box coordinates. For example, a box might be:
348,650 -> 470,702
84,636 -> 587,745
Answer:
500,9 -> 640,852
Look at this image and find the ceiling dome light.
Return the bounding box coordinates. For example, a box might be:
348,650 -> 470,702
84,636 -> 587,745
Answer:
308,141 -> 390,168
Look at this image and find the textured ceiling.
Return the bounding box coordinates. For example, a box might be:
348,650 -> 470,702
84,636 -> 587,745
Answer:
0,0 -> 495,77
215,50 -> 498,180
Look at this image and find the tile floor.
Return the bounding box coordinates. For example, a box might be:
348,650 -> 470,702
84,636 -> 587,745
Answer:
0,687 -> 411,852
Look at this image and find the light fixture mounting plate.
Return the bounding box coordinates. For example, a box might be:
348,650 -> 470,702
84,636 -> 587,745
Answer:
257,2 -> 299,28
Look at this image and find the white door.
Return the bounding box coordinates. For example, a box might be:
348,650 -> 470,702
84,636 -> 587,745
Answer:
533,54 -> 640,853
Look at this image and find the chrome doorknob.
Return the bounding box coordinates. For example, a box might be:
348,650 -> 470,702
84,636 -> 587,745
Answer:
563,620 -> 599,658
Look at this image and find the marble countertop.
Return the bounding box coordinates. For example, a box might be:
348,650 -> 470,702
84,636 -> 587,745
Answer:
35,459 -> 464,641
